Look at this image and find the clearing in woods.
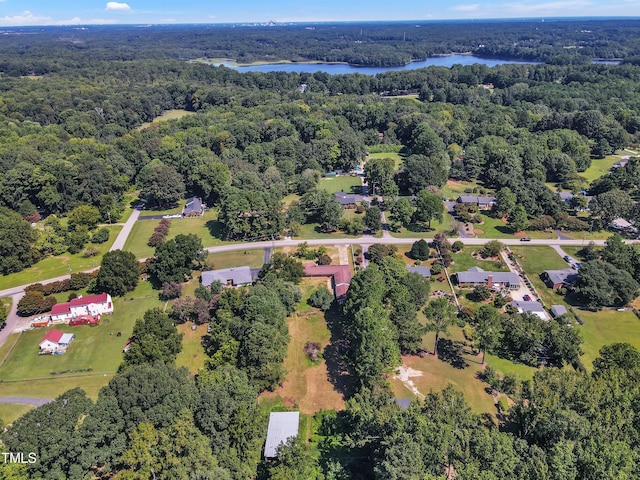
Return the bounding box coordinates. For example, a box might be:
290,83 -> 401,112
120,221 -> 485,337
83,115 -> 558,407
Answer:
261,278 -> 345,413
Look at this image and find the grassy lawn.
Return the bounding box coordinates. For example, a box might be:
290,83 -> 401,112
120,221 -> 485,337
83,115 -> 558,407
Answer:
283,193 -> 301,208
0,225 -> 122,290
318,176 -> 362,194
474,215 -> 514,239
0,374 -> 115,400
448,248 -> 509,274
261,278 -> 345,414
578,309 -> 640,369
0,404 -> 34,426
389,214 -> 456,239
137,109 -> 195,130
580,155 -> 621,183
440,179 -> 489,201
176,323 -> 209,374
366,152 -> 403,171
123,210 -> 228,259
484,354 -> 537,381
562,230 -> 615,241
0,281 -> 162,384
206,249 -> 265,270
509,246 -> 568,307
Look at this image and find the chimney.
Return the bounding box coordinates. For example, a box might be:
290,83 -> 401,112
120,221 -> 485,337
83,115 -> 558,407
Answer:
487,275 -> 493,287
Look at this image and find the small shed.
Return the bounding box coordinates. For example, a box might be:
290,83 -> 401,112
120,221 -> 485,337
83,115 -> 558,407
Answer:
406,265 -> 431,278
264,412 -> 300,459
550,305 -> 568,318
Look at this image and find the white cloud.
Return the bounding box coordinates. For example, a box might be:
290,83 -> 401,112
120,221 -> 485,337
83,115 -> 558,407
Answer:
452,4 -> 481,11
57,17 -> 117,25
105,2 -> 131,11
0,10 -> 52,26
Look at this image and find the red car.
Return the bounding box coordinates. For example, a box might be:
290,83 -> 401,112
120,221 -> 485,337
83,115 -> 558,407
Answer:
523,294 -> 532,301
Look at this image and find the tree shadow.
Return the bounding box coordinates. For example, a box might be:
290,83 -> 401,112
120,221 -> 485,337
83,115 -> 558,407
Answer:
205,220 -> 225,240
437,338 -> 469,369
494,225 -> 513,235
322,304 -> 356,398
405,223 -> 432,233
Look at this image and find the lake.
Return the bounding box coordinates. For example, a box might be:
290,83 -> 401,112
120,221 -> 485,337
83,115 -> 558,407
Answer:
213,55 -> 539,75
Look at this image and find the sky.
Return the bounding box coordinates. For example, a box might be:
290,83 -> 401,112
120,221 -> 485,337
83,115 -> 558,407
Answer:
0,0 -> 638,26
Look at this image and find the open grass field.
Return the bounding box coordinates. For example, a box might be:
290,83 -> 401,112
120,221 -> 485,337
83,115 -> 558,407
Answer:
261,278 -> 345,413
448,248 -> 509,274
0,225 -> 122,291
579,309 -> 640,369
389,214 -> 456,239
440,179 -> 489,201
137,109 -> 195,130
580,155 -> 622,183
0,374 -> 115,400
366,152 -> 404,171
562,230 -> 615,241
176,323 -> 209,374
206,249 -> 265,270
318,176 -> 362,194
0,281 -> 161,385
473,215 -> 514,239
0,403 -> 34,427
123,210 -> 228,258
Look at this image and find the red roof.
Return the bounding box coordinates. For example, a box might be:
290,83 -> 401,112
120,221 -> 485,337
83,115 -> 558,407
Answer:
51,293 -> 109,316
41,329 -> 64,344
304,265 -> 352,299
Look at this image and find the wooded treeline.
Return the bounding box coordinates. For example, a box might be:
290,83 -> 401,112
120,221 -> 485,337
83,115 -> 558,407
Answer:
1,20 -> 639,72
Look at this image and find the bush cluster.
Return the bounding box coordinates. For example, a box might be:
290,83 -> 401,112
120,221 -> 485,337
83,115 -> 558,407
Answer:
24,272 -> 97,296
148,219 -> 171,247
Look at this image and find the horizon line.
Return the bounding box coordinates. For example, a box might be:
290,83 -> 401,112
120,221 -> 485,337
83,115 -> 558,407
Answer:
1,15 -> 640,28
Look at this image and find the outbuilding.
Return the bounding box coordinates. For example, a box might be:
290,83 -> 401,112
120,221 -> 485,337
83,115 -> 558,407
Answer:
264,412 -> 300,459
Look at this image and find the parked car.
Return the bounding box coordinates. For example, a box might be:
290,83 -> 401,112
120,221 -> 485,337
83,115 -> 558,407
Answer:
520,237 -> 531,242
523,294 -> 532,301
563,255 -> 571,262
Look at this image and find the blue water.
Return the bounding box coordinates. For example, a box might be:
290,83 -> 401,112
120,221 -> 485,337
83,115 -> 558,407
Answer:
214,55 -> 538,75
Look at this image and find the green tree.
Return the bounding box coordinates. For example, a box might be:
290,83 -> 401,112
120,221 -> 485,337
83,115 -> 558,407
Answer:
475,305 -> 501,364
365,157 -> 395,196
67,204 -> 101,231
493,187 -> 517,218
424,297 -> 457,357
590,189 -> 634,226
0,207 -> 38,274
149,234 -> 206,284
412,190 -> 444,229
351,304 -> 400,388
574,259 -> 639,308
267,436 -> 320,480
509,204 -> 529,233
138,160 -> 185,209
592,343 -> 640,373
409,239 -> 430,260
389,197 -> 413,229
308,287 -> 334,311
259,252 -> 304,283
0,301 -> 7,325
364,205 -> 382,233
95,250 -> 139,297
17,290 -> 56,316
122,308 -> 183,368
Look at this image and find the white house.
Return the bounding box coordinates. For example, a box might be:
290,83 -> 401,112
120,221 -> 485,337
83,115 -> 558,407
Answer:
50,293 -> 113,322
39,329 -> 75,353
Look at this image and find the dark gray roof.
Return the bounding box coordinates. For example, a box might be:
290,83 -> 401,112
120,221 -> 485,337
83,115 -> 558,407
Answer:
551,305 -> 568,317
558,192 -> 574,203
510,300 -> 545,312
264,412 -> 300,458
201,266 -> 253,287
544,269 -> 578,286
395,398 -> 412,410
457,195 -> 496,205
456,268 -> 520,286
334,191 -> 363,205
406,265 -> 431,278
184,196 -> 203,214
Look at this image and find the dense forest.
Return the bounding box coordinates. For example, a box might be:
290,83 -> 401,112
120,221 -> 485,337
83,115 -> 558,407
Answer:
2,21 -> 640,479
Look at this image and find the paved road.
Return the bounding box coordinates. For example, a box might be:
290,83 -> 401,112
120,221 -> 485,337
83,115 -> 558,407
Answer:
0,397 -> 54,407
110,209 -> 141,251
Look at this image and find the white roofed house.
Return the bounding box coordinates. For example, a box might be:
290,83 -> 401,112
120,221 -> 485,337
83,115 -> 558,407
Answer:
264,412 -> 300,459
